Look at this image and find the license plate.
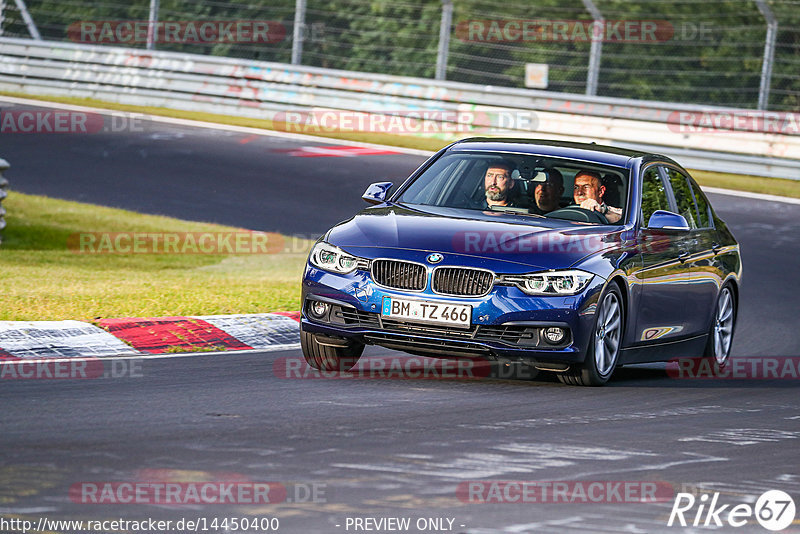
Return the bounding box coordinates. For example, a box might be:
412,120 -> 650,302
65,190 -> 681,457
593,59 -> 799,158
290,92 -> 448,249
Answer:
381,297 -> 472,328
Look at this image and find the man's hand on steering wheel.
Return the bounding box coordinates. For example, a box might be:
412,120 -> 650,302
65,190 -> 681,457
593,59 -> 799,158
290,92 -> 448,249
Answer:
579,198 -> 602,213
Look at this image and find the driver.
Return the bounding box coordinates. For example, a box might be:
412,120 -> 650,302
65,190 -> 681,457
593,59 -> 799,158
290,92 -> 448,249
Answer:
573,170 -> 622,223
483,161 -> 518,207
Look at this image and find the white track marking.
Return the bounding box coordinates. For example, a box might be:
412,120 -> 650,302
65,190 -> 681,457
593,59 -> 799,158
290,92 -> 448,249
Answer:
0,95 -> 433,156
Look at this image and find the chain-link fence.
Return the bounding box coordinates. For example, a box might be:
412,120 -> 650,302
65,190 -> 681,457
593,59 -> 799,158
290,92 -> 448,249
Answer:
1,0 -> 798,111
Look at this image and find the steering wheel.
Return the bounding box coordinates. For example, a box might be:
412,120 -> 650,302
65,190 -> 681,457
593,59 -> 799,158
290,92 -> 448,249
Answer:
546,206 -> 609,224
459,190 -> 485,209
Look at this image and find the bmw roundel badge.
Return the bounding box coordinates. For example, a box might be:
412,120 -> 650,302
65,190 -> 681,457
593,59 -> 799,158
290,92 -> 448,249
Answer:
427,253 -> 443,264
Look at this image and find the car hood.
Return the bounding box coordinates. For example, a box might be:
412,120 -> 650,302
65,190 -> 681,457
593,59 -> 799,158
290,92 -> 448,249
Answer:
326,204 -> 625,271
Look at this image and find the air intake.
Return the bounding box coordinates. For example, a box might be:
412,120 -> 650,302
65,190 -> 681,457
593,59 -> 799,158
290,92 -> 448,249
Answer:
433,267 -> 494,296
371,260 -> 426,291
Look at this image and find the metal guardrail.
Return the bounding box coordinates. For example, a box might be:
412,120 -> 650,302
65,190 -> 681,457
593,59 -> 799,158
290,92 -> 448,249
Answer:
0,157 -> 9,242
0,36 -> 798,180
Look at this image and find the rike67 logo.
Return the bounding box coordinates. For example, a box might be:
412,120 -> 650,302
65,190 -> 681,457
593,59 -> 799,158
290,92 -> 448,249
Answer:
668,490 -> 796,531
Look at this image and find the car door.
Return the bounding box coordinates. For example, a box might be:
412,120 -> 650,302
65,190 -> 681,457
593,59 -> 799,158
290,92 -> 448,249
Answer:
634,164 -> 693,343
662,166 -> 719,337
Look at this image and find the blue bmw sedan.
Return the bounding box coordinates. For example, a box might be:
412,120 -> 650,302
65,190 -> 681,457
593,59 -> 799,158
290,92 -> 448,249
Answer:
300,138 -> 742,386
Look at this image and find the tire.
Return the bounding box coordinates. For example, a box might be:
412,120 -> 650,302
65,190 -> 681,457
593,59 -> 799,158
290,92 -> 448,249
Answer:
703,284 -> 736,367
558,283 -> 624,386
300,328 -> 364,371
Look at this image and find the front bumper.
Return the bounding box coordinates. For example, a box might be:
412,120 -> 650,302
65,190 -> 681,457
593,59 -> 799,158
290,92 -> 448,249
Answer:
301,262 -> 605,366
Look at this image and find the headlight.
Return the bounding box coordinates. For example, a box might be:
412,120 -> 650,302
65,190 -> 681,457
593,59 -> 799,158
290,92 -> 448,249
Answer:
309,242 -> 362,274
500,269 -> 594,295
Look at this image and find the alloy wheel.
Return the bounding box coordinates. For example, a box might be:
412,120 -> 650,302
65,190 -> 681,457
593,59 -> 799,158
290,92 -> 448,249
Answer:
594,291 -> 622,377
713,287 -> 734,365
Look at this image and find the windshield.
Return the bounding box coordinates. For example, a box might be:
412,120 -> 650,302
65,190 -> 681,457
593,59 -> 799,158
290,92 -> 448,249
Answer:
397,151 -> 629,225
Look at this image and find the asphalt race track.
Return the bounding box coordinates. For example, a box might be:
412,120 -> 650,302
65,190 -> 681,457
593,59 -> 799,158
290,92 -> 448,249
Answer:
1,100 -> 799,533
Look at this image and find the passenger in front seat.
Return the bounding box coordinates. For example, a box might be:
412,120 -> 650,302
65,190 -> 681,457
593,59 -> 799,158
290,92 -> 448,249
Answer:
531,168 -> 564,215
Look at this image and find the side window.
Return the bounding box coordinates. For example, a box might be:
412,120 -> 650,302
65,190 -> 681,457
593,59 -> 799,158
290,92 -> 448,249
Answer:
641,166 -> 669,227
399,155 -> 464,205
665,168 -> 698,230
686,175 -> 712,228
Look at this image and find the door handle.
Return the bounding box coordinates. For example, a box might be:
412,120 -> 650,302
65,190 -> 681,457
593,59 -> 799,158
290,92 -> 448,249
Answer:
711,242 -> 722,254
678,251 -> 691,263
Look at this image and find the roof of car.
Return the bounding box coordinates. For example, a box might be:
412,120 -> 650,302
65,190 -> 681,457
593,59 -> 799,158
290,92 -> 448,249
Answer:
447,137 -> 662,168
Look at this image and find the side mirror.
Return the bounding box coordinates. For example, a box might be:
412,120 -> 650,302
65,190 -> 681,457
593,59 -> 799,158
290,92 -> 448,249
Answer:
646,210 -> 690,230
362,182 -> 393,205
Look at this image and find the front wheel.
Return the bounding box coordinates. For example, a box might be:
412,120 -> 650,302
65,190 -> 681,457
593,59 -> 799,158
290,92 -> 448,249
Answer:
703,285 -> 736,366
558,284 -> 624,386
300,328 -> 364,371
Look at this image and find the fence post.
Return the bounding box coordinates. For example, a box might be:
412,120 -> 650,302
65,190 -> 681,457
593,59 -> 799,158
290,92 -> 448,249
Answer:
435,0 -> 453,80
147,0 -> 159,50
755,0 -> 777,111
291,0 -> 306,65
0,158 -> 9,244
582,0 -> 603,97
13,0 -> 40,39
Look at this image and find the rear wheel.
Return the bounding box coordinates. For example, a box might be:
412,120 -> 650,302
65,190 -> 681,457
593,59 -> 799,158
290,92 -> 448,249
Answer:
704,285 -> 736,366
558,284 -> 624,386
300,328 -> 364,371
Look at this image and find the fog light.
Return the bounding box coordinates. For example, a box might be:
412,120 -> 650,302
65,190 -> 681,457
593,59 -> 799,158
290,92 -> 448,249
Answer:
309,300 -> 329,319
543,327 -> 566,345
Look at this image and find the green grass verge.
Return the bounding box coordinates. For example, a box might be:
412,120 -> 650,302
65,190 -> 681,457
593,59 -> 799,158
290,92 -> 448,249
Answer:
0,192 -> 312,321
5,90 -> 798,199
